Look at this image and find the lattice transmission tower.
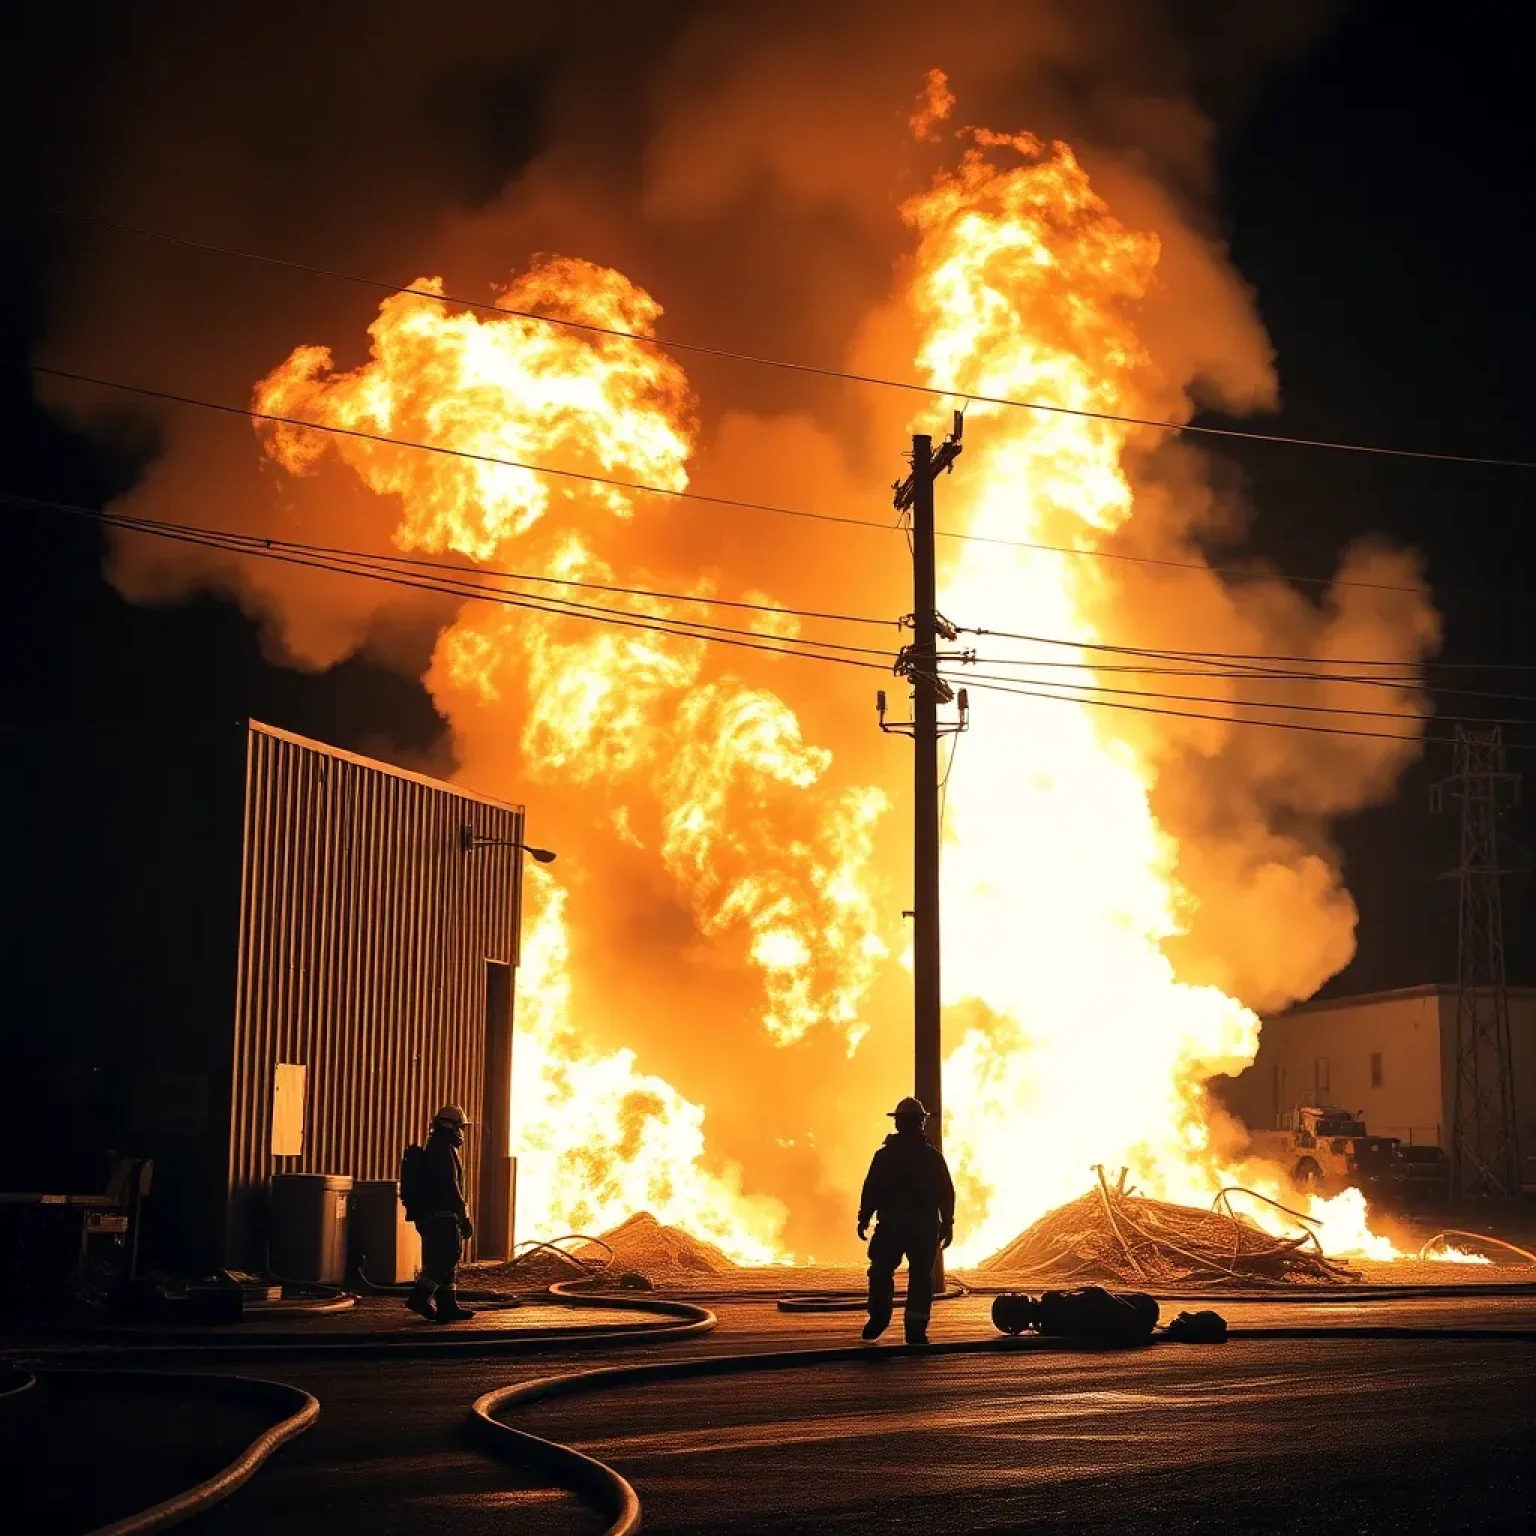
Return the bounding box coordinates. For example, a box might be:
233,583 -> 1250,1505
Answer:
1431,725 -> 1522,1197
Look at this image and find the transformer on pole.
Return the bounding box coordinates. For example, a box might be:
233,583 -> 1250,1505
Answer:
1431,725 -> 1522,1198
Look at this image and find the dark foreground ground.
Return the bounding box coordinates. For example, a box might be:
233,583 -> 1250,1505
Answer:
12,1290 -> 1530,1536
520,1335 -> 1536,1535
7,1370 -> 284,1531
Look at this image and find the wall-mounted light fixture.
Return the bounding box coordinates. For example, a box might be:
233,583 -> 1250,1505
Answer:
459,825 -> 558,862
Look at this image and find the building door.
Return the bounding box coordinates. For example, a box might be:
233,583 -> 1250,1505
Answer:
476,960 -> 514,1258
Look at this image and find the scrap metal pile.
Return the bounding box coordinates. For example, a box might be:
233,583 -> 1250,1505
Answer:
979,1173 -> 1357,1288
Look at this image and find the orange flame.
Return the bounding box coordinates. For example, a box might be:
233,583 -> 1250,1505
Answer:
254,256 -> 890,1252
899,129 -> 1430,1264
909,68 -> 955,142
242,102 -> 1441,1267
510,867 -> 786,1259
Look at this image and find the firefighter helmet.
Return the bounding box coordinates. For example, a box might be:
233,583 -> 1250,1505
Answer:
887,1096 -> 928,1121
433,1104 -> 471,1130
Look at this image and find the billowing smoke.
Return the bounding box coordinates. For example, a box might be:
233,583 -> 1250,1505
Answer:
31,1 -> 1430,1262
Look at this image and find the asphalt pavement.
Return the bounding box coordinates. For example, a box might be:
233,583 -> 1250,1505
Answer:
147,1291 -> 1536,1536
8,1369 -> 291,1532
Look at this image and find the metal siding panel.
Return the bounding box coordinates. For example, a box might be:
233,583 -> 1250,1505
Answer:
226,724 -> 522,1265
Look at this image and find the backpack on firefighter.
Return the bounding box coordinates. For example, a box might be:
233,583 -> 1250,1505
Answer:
398,1143 -> 429,1222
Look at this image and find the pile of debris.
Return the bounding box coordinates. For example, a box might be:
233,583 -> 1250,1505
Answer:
470,1236 -> 611,1291
468,1212 -> 740,1293
573,1212 -> 739,1285
979,1178 -> 1357,1288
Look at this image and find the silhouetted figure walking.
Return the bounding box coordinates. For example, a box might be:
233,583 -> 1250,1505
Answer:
400,1105 -> 475,1323
858,1096 -> 955,1344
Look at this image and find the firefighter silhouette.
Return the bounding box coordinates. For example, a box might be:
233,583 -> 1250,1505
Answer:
857,1096 -> 955,1344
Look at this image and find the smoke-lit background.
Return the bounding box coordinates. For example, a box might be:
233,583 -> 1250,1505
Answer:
10,0 -> 1536,1257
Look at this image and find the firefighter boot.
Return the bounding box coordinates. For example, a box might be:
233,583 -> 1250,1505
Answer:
404,1280 -> 437,1321
861,1313 -> 889,1343
434,1288 -> 475,1323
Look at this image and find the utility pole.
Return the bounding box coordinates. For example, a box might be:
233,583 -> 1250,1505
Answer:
882,416 -> 967,1281
1431,725 -> 1522,1198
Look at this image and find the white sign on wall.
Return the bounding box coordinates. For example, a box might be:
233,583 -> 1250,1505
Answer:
271,1062 -> 308,1156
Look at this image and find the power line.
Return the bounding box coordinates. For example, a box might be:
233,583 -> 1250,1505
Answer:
950,672 -> 1521,749
17,489 -> 1536,752
3,493 -> 895,659
955,653 -> 1536,705
33,365 -> 1528,606
334,540 -> 895,629
184,530 -> 898,659
962,654 -> 1417,683
958,625 -> 1536,674
35,205 -> 1536,472
18,461 -> 1536,712
0,491 -> 890,635
19,476 -> 1536,715
129,520 -> 896,670
937,664 -> 1536,731
1,492 -> 899,673
33,365 -> 908,540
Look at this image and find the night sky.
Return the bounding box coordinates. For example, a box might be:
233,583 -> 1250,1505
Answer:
8,1 -> 1534,995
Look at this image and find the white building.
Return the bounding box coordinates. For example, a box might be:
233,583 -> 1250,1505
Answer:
1219,984 -> 1536,1188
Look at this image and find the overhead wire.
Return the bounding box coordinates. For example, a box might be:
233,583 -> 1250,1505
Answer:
1,493 -> 900,673
957,625 -> 1536,674
294,539 -> 897,630
30,365 -> 1532,606
953,654 -> 1536,705
14,487 -> 1536,751
25,481 -> 1533,701
946,671 -> 1536,751
32,205 -> 1536,472
31,365 -> 907,541
0,490 -> 896,655
129,531 -> 890,668
958,654 -> 1420,683
21,221 -> 1536,763
935,663 -> 1536,731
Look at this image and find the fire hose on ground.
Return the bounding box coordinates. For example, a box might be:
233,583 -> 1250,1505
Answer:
471,1311 -> 1536,1536
355,1233 -> 618,1304
9,1367 -> 318,1536
1417,1230 -> 1536,1266
12,1277 -> 1535,1533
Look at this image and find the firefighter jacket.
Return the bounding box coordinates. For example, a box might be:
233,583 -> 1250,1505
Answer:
858,1129 -> 956,1234
421,1127 -> 469,1222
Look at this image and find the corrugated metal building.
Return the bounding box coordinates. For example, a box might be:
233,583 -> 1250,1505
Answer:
1219,984 -> 1536,1188
0,720 -> 526,1271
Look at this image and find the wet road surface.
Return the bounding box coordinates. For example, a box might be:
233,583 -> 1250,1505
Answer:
519,1331 -> 1536,1534
37,1293 -> 1536,1534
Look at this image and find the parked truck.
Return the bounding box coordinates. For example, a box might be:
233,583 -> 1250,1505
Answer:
1248,1104 -> 1449,1205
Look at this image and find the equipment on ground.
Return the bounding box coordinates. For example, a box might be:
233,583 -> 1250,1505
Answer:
1249,1105 -> 1447,1202
992,1286 -> 1159,1344
1166,1309 -> 1228,1342
268,1173 -> 352,1285
0,1154 -> 153,1312
350,1178 -> 421,1284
